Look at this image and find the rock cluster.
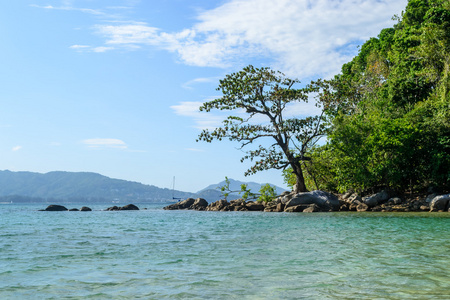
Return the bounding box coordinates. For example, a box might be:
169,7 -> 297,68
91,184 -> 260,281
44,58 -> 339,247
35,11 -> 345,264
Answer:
40,204 -> 140,211
339,191 -> 450,212
41,205 -> 93,212
106,204 -> 139,211
163,190 -> 340,213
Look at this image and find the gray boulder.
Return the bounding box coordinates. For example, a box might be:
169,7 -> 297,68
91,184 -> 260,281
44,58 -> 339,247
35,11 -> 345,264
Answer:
430,194 -> 450,212
80,206 -> 92,211
45,205 -> 68,211
120,204 -> 139,210
284,190 -> 340,211
363,190 -> 390,207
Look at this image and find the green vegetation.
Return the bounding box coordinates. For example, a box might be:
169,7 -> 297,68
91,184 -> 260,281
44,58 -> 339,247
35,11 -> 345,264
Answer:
285,0 -> 450,194
202,0 -> 449,195
219,176 -> 277,203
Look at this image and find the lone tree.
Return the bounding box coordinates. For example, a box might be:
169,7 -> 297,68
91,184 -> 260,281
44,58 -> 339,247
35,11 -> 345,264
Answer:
197,65 -> 326,193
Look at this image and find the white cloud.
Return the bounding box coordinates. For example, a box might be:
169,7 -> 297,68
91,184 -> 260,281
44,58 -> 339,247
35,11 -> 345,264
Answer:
12,146 -> 22,152
182,77 -> 219,90
91,0 -> 407,78
92,46 -> 114,53
70,44 -> 90,50
171,101 -> 225,130
31,4 -> 104,15
83,138 -> 128,149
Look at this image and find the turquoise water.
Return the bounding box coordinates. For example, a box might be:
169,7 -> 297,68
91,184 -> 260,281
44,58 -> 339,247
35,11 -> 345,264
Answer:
0,204 -> 449,299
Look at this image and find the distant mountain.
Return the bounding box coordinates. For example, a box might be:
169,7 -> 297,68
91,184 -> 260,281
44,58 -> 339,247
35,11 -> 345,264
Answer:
0,170 -> 194,203
197,178 -> 288,198
0,170 -> 289,204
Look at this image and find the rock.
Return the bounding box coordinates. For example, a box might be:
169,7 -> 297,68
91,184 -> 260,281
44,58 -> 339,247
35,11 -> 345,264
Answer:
339,204 -> 349,211
303,204 -> 320,213
107,204 -> 139,211
419,205 -> 429,211
69,208 -> 79,211
276,203 -> 285,212
164,198 -> 195,210
363,190 -> 390,207
191,198 -> 208,210
120,204 -> 139,210
426,193 -> 437,203
284,190 -> 340,211
246,202 -> 265,211
356,203 -> 369,212
45,205 -> 68,211
387,197 -> 402,205
206,199 -> 230,211
80,206 -> 92,211
106,206 -> 120,211
284,205 -> 308,212
430,194 -> 450,212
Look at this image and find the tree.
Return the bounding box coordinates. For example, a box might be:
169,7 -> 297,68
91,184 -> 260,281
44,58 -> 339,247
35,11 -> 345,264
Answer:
197,65 -> 326,193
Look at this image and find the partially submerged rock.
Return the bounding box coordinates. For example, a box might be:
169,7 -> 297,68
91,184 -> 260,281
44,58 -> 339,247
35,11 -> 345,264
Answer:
163,198 -> 208,211
106,204 -> 139,211
45,205 -> 68,211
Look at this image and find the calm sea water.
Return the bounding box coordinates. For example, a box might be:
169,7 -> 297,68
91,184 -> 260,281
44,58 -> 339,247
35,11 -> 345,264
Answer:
0,203 -> 449,299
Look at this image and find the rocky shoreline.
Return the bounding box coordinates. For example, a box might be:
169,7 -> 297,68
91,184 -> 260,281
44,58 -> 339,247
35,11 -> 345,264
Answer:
164,190 -> 450,213
40,204 -> 140,211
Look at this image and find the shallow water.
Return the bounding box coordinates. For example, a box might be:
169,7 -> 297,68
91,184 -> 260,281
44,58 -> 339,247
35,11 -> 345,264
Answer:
0,204 -> 449,299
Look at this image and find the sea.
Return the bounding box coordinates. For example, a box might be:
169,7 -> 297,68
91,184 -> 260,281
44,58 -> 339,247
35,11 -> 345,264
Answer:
0,203 -> 449,299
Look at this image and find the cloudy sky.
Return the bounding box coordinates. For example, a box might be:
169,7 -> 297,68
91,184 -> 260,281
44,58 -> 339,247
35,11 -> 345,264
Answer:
0,0 -> 408,192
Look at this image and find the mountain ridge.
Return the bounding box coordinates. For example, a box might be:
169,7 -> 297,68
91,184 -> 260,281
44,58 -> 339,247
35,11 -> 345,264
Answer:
0,170 -> 288,203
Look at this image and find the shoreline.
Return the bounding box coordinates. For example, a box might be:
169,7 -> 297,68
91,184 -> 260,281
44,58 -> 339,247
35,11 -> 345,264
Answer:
164,190 -> 450,213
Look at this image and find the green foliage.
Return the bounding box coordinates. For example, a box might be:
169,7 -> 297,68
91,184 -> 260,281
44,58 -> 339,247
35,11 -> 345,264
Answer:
197,65 -> 327,193
318,0 -> 450,193
218,177 -> 277,203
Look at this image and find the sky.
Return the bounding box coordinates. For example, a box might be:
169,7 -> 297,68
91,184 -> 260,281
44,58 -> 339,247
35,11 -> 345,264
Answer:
0,0 -> 408,193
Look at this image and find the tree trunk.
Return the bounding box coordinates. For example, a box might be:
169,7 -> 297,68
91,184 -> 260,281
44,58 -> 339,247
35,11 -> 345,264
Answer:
292,162 -> 308,193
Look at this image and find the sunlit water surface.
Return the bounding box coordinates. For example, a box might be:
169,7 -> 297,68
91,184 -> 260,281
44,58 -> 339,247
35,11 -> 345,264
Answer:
0,203 -> 449,299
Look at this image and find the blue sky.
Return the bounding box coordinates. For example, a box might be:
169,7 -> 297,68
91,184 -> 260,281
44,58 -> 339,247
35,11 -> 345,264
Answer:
0,0 -> 408,192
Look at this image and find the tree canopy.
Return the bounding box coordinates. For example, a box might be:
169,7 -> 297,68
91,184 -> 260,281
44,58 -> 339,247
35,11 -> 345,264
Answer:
197,65 -> 326,193
300,0 -> 450,194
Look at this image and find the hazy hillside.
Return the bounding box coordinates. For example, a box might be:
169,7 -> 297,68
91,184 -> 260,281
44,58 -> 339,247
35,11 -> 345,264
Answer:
198,178 -> 287,196
0,170 -> 194,203
0,170 -> 288,203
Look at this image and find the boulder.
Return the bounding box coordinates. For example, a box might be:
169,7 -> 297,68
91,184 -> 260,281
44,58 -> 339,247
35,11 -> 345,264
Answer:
363,190 -> 390,207
303,204 -> 321,213
356,203 -> 369,212
284,190 -> 340,211
206,199 -> 230,211
163,198 -> 195,210
284,205 -> 309,212
387,197 -> 402,205
69,208 -> 79,211
430,194 -> 450,212
246,202 -> 265,211
426,193 -> 437,203
106,206 -> 120,211
191,198 -> 208,210
107,204 -> 139,211
45,205 -> 68,211
120,204 -> 139,210
80,206 -> 92,211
